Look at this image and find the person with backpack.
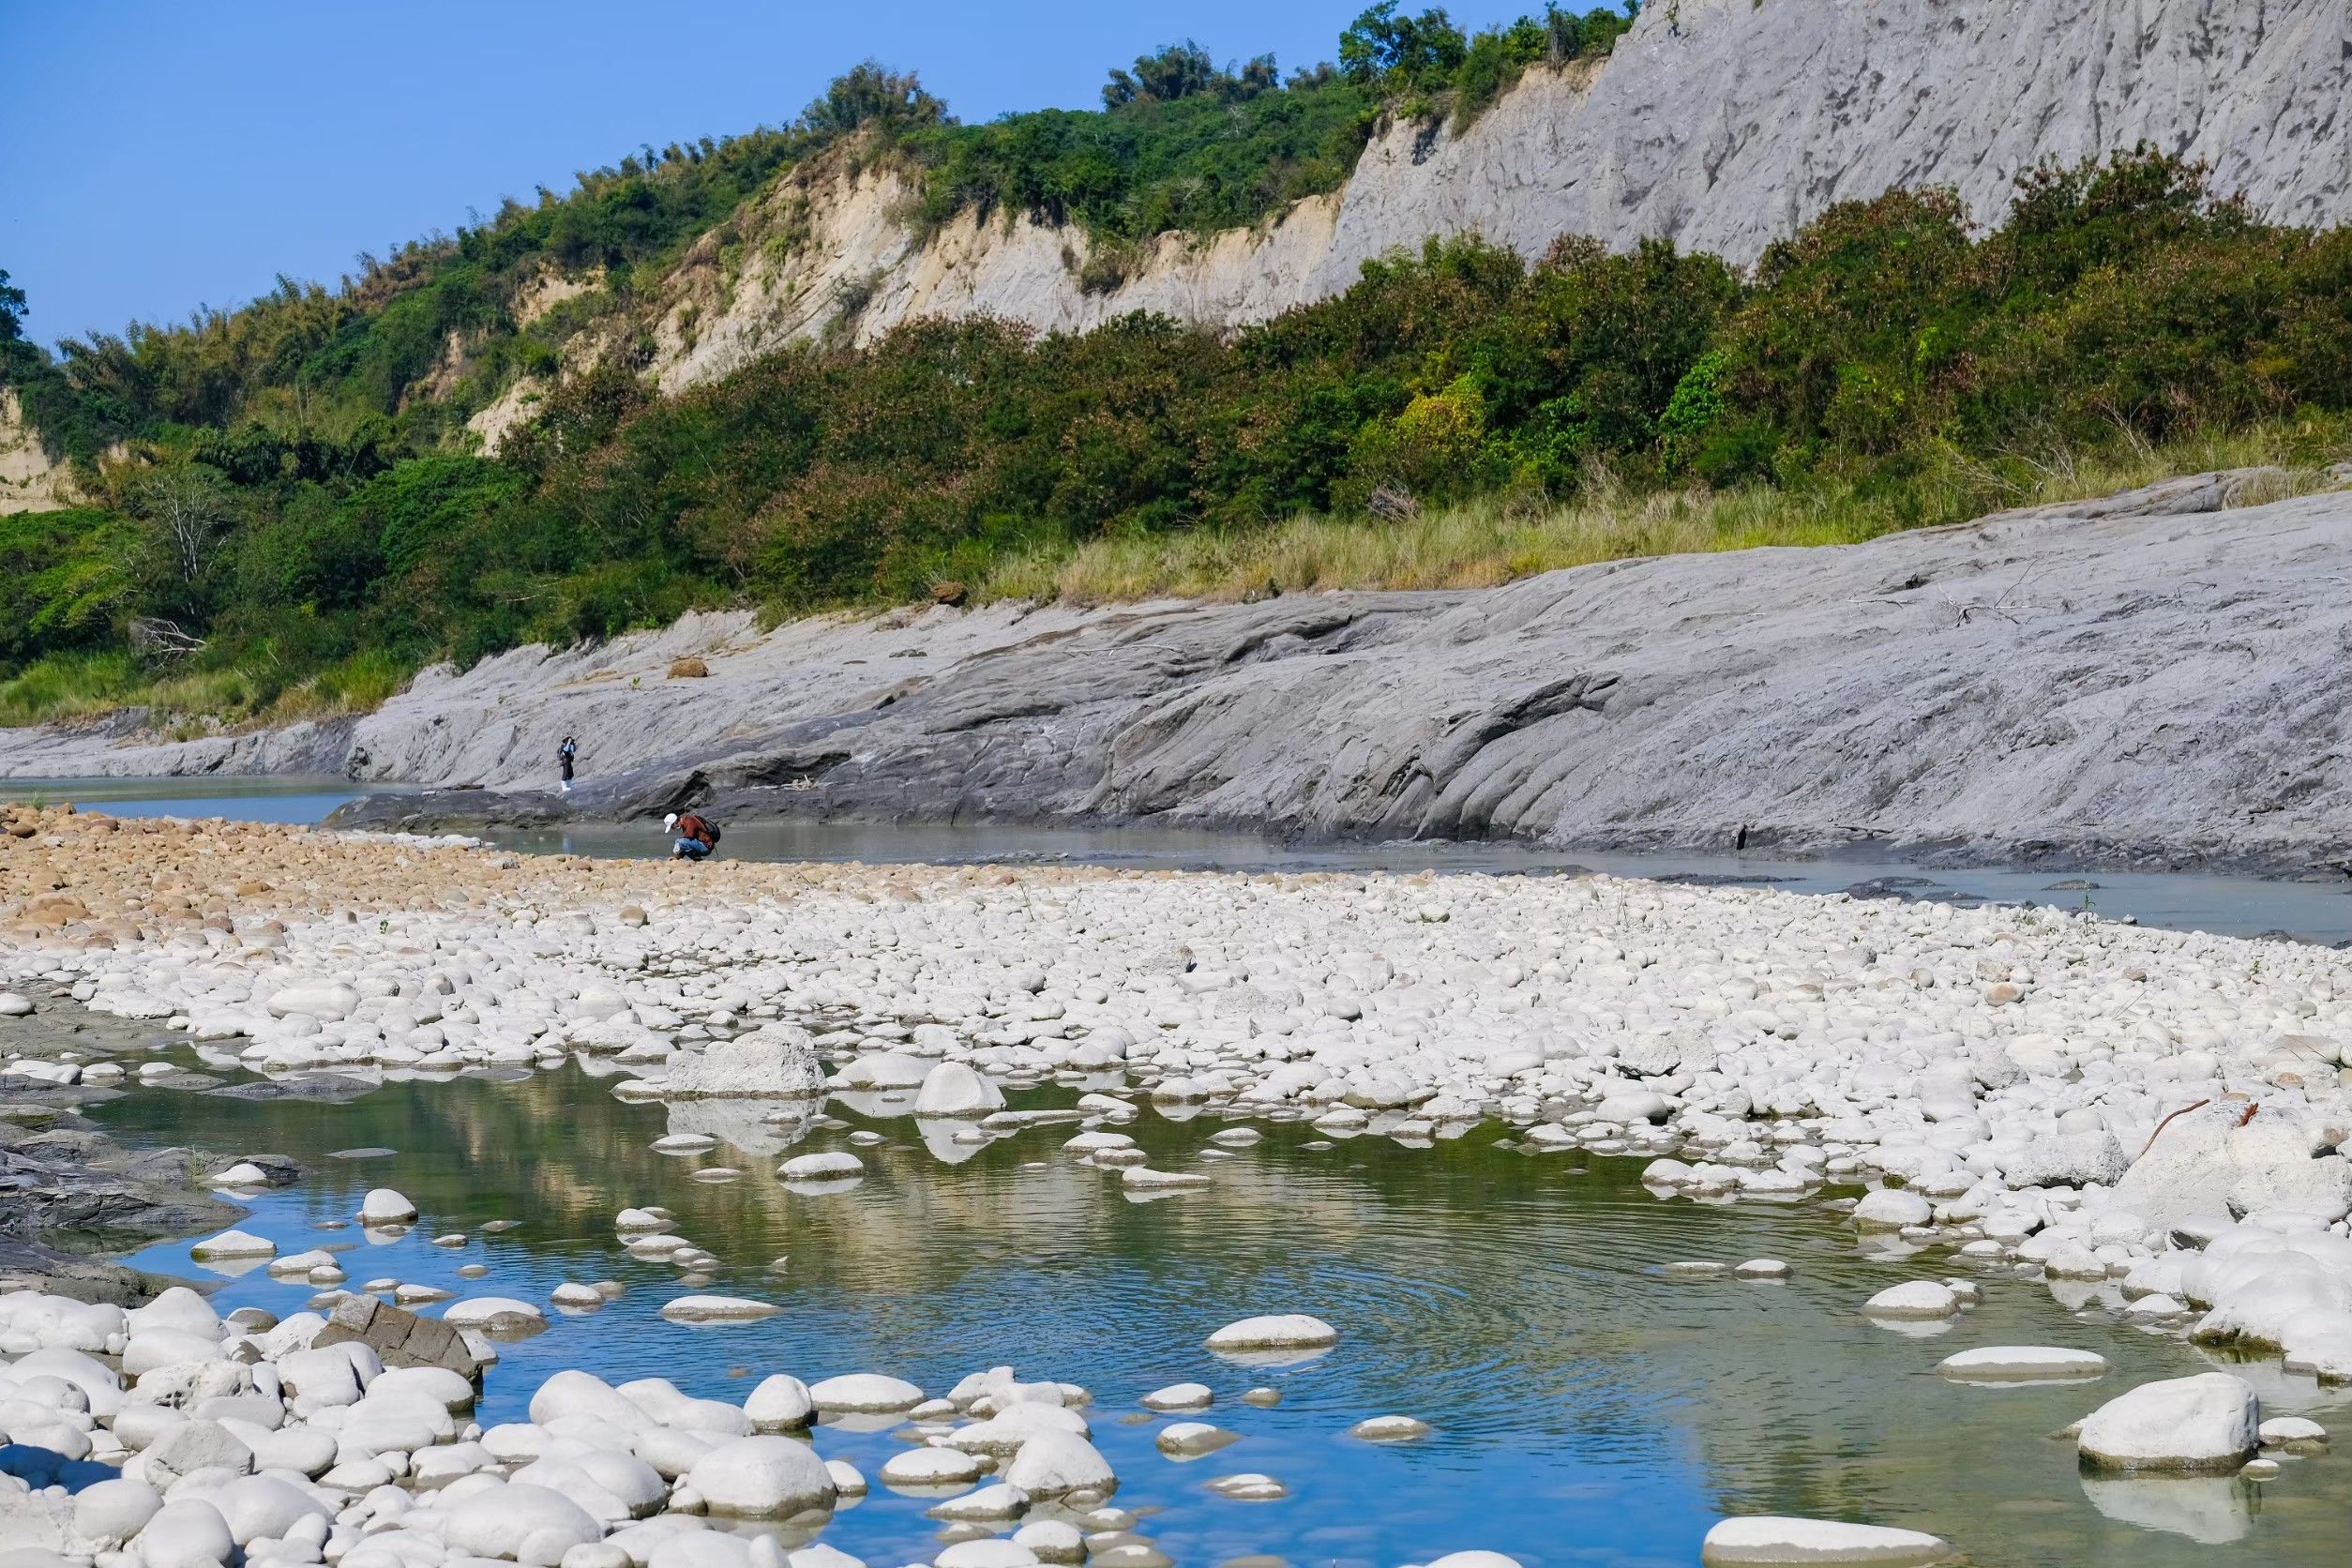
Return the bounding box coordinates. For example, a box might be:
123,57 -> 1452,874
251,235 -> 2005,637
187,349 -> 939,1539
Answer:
558,734 -> 579,794
664,810 -> 720,861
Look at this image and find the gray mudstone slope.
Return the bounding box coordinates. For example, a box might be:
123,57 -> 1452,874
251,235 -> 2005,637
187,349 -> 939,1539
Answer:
11,474 -> 2335,874
634,0 -> 2352,390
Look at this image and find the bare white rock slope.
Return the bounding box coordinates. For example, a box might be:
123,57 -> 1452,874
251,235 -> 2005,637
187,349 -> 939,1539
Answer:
618,0 -> 2352,401
10,475 -> 2345,875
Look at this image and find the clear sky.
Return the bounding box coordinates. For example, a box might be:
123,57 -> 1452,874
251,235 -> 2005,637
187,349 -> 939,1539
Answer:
0,0 -> 1411,351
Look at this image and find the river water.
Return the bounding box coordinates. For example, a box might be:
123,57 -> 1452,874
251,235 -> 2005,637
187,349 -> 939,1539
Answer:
8,773 -> 2352,1562
75,1059 -> 2352,1568
3,776 -> 2346,945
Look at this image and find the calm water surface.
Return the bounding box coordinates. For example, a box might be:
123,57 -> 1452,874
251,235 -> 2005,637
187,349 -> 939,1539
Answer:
2,776 -> 2345,944
81,1060 -> 2352,1568
0,775 -> 413,825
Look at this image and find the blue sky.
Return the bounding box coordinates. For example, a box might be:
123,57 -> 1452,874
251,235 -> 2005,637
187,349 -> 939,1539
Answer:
0,1 -> 1414,351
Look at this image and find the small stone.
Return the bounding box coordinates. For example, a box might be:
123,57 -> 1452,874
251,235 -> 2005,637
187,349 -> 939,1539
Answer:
1205,1314 -> 1337,1352
808,1373 -> 924,1412
358,1188 -> 417,1224
1349,1414 -> 1431,1441
1937,1347 -> 2106,1382
2259,1415 -> 2327,1448
440,1296 -> 544,1333
1700,1516 -> 1949,1565
880,1446 -> 986,1488
779,1151 -> 864,1181
190,1229 -> 276,1259
1140,1382 -> 1213,1411
1012,1519 -> 1085,1563
661,1295 -> 782,1323
1205,1471 -> 1289,1500
1154,1421 -> 1239,1455
1861,1282 -> 1959,1320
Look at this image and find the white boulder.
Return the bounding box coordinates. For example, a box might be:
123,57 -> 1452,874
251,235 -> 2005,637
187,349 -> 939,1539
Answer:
914,1061 -> 1005,1118
686,1435 -> 838,1516
2077,1373 -> 2260,1472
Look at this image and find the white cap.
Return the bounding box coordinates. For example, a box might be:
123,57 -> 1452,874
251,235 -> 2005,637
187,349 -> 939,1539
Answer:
662,813 -> 678,830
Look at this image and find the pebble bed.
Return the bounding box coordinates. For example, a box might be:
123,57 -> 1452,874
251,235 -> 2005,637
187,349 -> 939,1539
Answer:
5,805 -> 2352,1566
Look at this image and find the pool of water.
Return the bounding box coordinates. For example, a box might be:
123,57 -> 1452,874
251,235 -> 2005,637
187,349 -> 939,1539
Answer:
86,1059 -> 2352,1568
5,775 -> 2345,944
0,775 -> 415,826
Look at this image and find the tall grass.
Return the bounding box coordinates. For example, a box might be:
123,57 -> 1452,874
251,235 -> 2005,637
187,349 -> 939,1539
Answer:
0,647 -> 412,732
975,429 -> 2332,607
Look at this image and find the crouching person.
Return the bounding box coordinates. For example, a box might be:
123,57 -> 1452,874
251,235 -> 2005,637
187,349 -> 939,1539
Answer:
663,810 -> 720,861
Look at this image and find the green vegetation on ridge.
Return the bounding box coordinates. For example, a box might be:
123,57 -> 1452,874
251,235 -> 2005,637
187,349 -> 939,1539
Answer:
2,26 -> 2349,737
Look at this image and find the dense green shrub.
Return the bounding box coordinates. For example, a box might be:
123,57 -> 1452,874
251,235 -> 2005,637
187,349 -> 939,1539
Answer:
5,144 -> 2348,723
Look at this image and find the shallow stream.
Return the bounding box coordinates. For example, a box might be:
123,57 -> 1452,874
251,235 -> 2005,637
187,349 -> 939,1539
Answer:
79,1058 -> 2352,1568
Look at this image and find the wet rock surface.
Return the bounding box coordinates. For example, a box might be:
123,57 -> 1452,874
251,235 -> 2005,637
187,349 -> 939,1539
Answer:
1,1008 -> 250,1302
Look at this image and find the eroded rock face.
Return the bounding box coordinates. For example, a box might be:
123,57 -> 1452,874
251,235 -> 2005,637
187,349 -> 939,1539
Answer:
627,0 -> 2351,392
45,480 -> 2329,877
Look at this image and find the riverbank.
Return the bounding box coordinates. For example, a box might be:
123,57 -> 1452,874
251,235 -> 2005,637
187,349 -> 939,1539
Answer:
5,474 -> 2348,879
8,806 -> 2352,1562
1,801 -> 2347,1238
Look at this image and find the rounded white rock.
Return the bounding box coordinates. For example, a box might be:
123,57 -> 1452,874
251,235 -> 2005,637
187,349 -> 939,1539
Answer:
880,1446 -> 986,1487
1861,1283 -> 1959,1320
73,1477 -> 163,1545
441,1296 -> 546,1332
1852,1190 -> 1934,1230
2077,1373 -> 2260,1473
687,1434 -> 839,1516
1936,1347 -> 2107,1382
808,1373 -> 924,1413
2259,1415 -> 2328,1446
661,1295 -> 782,1323
934,1543 -> 1039,1568
358,1188 -> 417,1224
441,1482 -> 604,1560
189,1229 -> 276,1259
914,1061 -> 1005,1118
135,1500 -> 237,1568
1700,1516 -> 1951,1565
1205,1314 -> 1338,1352
746,1374 -> 816,1429
1003,1430 -> 1117,1497
1140,1382 -> 1213,1411
780,1151 -> 864,1181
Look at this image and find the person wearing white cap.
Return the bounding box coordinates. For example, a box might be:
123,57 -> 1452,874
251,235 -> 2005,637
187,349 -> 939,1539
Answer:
663,810 -> 719,861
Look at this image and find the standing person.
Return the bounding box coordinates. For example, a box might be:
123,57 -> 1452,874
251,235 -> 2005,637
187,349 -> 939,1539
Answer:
558,734 -> 578,794
663,810 -> 720,861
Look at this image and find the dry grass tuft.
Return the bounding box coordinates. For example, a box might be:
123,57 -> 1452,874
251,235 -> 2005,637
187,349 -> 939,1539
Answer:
975,430 -> 2338,608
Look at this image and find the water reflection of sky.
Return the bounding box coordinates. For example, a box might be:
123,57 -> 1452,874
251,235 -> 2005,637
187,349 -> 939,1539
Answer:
3,776 -> 2345,943
86,1063 -> 2352,1568
0,776 -> 413,826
